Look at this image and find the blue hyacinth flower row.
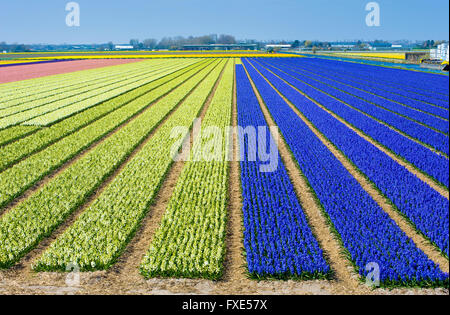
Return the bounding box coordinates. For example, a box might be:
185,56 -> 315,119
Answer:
243,58 -> 448,287
235,64 -> 330,279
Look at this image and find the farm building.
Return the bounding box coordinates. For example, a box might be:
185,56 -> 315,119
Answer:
430,43 -> 449,61
115,45 -> 134,50
329,42 -> 358,49
265,44 -> 292,51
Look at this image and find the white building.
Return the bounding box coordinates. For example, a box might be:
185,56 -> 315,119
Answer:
265,44 -> 291,50
430,43 -> 449,61
115,45 -> 134,50
330,42 -> 358,49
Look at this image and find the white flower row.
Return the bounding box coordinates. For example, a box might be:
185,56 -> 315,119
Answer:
140,59 -> 235,280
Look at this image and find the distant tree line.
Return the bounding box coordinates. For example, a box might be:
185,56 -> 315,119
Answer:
0,37 -> 448,53
128,34 -> 237,50
421,40 -> 447,49
0,42 -> 31,52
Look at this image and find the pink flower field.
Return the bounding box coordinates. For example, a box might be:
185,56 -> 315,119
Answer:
0,59 -> 143,84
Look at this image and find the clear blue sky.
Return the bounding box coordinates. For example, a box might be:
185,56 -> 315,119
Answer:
0,0 -> 448,44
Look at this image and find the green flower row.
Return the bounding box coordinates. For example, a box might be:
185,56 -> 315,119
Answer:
0,125 -> 40,147
0,62 -> 184,128
0,60 -> 174,114
0,60 -> 164,103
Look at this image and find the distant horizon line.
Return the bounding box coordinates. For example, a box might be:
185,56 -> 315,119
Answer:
3,38 -> 449,46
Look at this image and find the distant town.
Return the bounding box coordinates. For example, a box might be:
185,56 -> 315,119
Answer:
0,34 -> 448,53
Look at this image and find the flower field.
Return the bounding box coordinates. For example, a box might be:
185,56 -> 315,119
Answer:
0,56 -> 448,293
333,52 -> 406,60
0,59 -> 143,84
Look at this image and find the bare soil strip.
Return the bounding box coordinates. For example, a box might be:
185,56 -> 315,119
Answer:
248,61 -> 449,272
261,61 -> 449,159
222,59 -> 247,286
242,62 -> 366,294
254,60 -> 449,200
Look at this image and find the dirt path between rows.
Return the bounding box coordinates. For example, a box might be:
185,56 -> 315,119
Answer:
220,59 -> 248,291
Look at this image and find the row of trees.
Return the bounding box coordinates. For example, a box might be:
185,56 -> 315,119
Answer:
128,34 -> 237,50
0,34 -> 237,53
421,40 -> 447,49
290,40 -> 369,50
0,42 -> 31,52
1,38 -> 447,53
